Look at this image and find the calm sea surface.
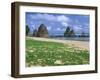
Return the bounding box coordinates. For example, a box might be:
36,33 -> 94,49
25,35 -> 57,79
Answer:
50,37 -> 89,41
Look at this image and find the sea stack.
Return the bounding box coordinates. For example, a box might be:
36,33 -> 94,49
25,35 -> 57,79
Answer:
37,24 -> 49,38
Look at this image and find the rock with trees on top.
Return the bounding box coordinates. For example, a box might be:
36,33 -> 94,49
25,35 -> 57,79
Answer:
37,24 -> 49,38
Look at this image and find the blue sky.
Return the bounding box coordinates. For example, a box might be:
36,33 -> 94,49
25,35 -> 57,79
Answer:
26,12 -> 90,36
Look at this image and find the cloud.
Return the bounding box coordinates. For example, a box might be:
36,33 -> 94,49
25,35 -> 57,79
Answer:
56,27 -> 65,32
29,14 -> 37,19
56,27 -> 61,31
29,21 -> 34,25
56,15 -> 70,27
74,19 -> 80,24
29,13 -> 70,22
29,24 -> 35,31
36,14 -> 44,19
57,15 -> 69,22
61,22 -> 68,27
73,25 -> 83,33
28,13 -> 71,28
43,14 -> 56,21
29,13 -> 43,20
29,13 -> 56,21
30,13 -> 44,19
47,26 -> 52,31
31,24 -> 35,28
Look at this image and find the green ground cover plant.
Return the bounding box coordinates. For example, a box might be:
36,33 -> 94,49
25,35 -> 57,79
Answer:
26,38 -> 89,67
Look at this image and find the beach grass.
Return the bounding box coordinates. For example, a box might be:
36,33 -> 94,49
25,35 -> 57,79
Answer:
26,38 -> 89,67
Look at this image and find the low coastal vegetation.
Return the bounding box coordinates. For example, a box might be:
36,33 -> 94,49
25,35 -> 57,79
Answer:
26,38 -> 89,67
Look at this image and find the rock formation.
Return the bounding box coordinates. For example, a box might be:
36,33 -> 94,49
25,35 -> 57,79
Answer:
37,24 -> 49,38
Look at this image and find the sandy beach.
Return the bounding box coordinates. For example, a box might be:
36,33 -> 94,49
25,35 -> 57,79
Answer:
26,37 -> 89,50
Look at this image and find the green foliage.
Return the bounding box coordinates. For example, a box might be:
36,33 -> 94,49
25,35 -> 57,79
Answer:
26,38 -> 89,67
64,26 -> 75,37
26,25 -> 30,36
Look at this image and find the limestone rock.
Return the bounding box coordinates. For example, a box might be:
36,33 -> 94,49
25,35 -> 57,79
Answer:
37,24 -> 49,38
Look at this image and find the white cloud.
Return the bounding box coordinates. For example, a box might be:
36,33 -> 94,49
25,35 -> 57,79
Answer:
57,27 -> 61,31
35,14 -> 44,19
57,15 -> 70,27
29,13 -> 44,20
29,13 -> 71,28
30,21 -> 34,25
61,22 -> 68,27
29,13 -> 70,22
47,26 -> 52,31
78,25 -> 83,28
73,25 -> 82,32
31,24 -> 35,28
30,14 -> 37,19
43,14 -> 56,21
57,15 -> 69,22
56,27 -> 65,31
30,24 -> 35,30
30,13 -> 56,21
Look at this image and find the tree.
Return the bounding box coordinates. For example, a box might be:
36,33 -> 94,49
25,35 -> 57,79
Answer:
26,25 -> 30,36
33,29 -> 37,37
37,24 -> 49,38
64,26 -> 75,37
64,27 -> 70,37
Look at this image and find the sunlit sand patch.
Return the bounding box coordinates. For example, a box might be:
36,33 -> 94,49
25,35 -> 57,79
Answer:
27,37 -> 89,50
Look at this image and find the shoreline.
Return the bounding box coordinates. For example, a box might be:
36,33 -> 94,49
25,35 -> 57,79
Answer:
26,37 -> 89,50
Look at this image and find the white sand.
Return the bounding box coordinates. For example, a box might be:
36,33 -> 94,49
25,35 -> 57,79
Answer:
26,37 -> 89,50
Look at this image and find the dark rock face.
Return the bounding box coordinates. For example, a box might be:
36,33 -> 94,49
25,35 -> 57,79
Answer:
37,24 -> 49,38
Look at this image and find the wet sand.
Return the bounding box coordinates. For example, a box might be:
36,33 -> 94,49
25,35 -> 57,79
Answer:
26,37 -> 89,50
